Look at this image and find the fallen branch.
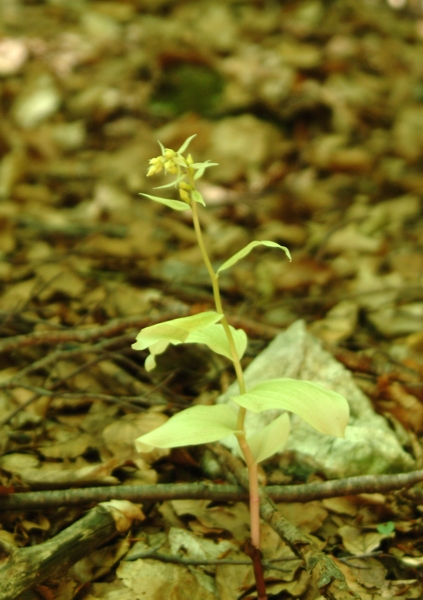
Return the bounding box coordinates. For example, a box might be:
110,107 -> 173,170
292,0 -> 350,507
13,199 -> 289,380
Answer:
0,500 -> 143,600
125,546 -> 297,574
1,469 -> 422,510
0,312 -> 187,355
208,443 -> 361,600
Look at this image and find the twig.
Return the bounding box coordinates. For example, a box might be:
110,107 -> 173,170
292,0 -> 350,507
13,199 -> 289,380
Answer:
125,549 -> 296,573
338,552 -> 383,568
4,384 -> 160,410
1,469 -> 423,510
0,312 -> 188,354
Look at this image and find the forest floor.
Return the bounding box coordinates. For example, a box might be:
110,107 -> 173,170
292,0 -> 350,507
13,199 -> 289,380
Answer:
1,1 -> 423,599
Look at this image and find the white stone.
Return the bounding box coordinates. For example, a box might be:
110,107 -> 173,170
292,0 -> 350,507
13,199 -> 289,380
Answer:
219,320 -> 414,477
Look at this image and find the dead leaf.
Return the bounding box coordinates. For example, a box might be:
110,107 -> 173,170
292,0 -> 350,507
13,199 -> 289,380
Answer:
338,525 -> 389,555
117,558 -> 218,600
275,501 -> 328,533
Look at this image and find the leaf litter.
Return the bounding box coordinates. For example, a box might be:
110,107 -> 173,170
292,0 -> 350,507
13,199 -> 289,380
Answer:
0,0 -> 423,598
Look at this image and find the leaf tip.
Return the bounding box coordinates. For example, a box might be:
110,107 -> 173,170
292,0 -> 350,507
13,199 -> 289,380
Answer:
145,354 -> 156,371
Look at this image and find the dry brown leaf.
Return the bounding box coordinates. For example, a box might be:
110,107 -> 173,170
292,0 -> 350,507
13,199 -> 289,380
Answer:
0,452 -> 120,488
103,413 -> 169,463
71,536 -> 133,586
38,431 -> 93,459
117,558 -> 218,600
170,499 -> 251,541
322,497 -> 360,517
310,300 -> 358,343
338,525 -> 389,555
378,382 -> 423,433
275,501 -> 328,534
35,263 -> 85,301
348,557 -> 387,589
0,278 -> 38,311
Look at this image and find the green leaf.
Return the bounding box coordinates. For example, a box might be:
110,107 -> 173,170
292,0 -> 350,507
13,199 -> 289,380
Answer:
153,175 -> 185,190
172,156 -> 188,168
191,190 -> 206,206
231,379 -> 349,438
135,404 -> 239,452
132,312 -> 223,351
148,339 -> 170,355
217,241 -> 292,274
177,134 -> 197,154
247,413 -> 290,463
157,139 -> 166,155
193,166 -> 207,180
144,339 -> 170,371
191,161 -> 219,169
139,193 -> 189,211
193,161 -> 219,180
145,353 -> 157,371
132,312 -> 225,370
377,522 -> 395,535
185,324 -> 247,361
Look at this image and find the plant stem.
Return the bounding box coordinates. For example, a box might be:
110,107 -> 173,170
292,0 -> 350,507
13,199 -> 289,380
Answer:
190,199 -> 262,551
236,432 -> 261,548
190,202 -> 246,395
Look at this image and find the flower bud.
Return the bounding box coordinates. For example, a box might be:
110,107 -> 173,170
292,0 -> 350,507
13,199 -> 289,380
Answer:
179,181 -> 192,191
179,188 -> 191,203
164,160 -> 178,174
147,163 -> 162,176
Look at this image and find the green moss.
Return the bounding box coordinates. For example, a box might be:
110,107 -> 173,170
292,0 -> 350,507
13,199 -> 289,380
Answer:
150,63 -> 224,117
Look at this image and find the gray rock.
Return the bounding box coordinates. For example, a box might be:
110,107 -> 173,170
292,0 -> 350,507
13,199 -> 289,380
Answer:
219,320 -> 414,478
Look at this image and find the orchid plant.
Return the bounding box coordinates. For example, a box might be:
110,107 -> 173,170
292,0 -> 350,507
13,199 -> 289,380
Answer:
133,135 -> 349,595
